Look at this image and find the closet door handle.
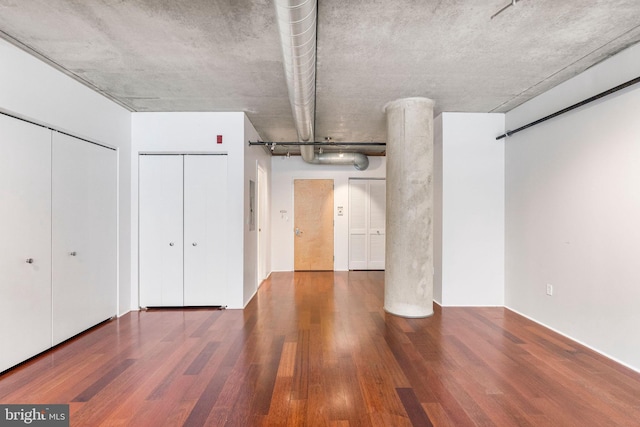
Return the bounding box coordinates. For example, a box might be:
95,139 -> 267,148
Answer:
192,242 -> 198,247
26,258 -> 34,264
169,242 -> 175,247
69,251 -> 77,256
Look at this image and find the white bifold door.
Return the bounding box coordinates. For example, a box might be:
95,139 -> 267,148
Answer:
139,154 -> 228,307
0,115 -> 52,372
349,179 -> 386,270
51,133 -> 117,345
0,116 -> 117,371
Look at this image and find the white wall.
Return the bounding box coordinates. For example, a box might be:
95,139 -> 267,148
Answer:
131,112 -> 247,309
243,116 -> 272,306
433,115 -> 443,304
0,38 -> 132,316
436,113 -> 505,306
505,42 -> 640,371
271,156 -> 386,271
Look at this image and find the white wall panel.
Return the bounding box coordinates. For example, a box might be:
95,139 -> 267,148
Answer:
505,42 -> 640,371
243,115 -> 272,306
438,113 -> 505,307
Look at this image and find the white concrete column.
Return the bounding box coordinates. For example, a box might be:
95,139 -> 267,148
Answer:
383,97 -> 435,318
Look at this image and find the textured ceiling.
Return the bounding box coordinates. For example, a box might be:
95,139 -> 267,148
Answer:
1,0 -> 640,149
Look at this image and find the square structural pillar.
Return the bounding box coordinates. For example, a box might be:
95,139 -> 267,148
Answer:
383,97 -> 435,318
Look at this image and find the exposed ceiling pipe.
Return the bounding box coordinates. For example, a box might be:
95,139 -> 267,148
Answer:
274,0 -> 369,170
304,152 -> 370,171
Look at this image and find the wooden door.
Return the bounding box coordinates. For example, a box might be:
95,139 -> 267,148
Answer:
52,133 -> 117,345
294,179 -> 334,271
183,155 -> 228,306
0,114 -> 52,372
139,155 -> 184,307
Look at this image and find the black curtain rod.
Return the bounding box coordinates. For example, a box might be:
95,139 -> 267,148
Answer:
0,110 -> 115,151
248,141 -> 386,146
496,75 -> 640,140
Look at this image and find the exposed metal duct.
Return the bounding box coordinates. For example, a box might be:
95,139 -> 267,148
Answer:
304,152 -> 370,171
274,0 -> 369,170
274,0 -> 316,160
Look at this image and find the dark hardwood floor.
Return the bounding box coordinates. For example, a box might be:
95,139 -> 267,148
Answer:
1,271 -> 639,426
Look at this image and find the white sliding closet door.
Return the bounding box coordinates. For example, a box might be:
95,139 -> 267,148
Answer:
52,133 -> 117,345
183,155 -> 228,306
139,155 -> 184,307
0,115 -> 52,372
348,179 -> 386,270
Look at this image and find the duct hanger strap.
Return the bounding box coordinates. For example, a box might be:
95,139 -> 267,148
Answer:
497,75 -> 640,140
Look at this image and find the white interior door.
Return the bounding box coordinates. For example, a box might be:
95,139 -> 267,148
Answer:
349,180 -> 368,270
349,179 -> 386,270
0,115 -> 52,372
183,155 -> 228,306
139,155 -> 184,307
368,180 -> 386,270
52,133 -> 117,345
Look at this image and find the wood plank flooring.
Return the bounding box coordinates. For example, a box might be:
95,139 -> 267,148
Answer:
1,271 -> 639,426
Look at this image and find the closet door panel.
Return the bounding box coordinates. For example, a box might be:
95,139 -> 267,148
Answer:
139,155 -> 184,307
0,115 -> 52,372
349,179 -> 386,270
368,180 -> 386,270
52,133 -> 117,345
184,155 -> 228,306
348,180 -> 368,270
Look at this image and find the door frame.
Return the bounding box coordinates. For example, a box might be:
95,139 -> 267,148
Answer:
256,163 -> 268,288
348,177 -> 386,270
293,178 -> 335,271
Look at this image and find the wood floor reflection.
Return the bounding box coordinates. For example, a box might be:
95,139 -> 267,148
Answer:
1,271 -> 639,426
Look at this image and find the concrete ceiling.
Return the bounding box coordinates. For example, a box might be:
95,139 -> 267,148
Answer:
1,0 -> 640,152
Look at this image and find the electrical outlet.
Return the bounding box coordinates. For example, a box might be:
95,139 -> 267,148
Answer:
546,284 -> 553,296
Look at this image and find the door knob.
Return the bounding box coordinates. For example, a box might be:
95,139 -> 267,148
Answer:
192,242 -> 197,246
295,227 -> 302,236
169,242 -> 174,246
26,258 -> 34,264
69,251 -> 77,256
